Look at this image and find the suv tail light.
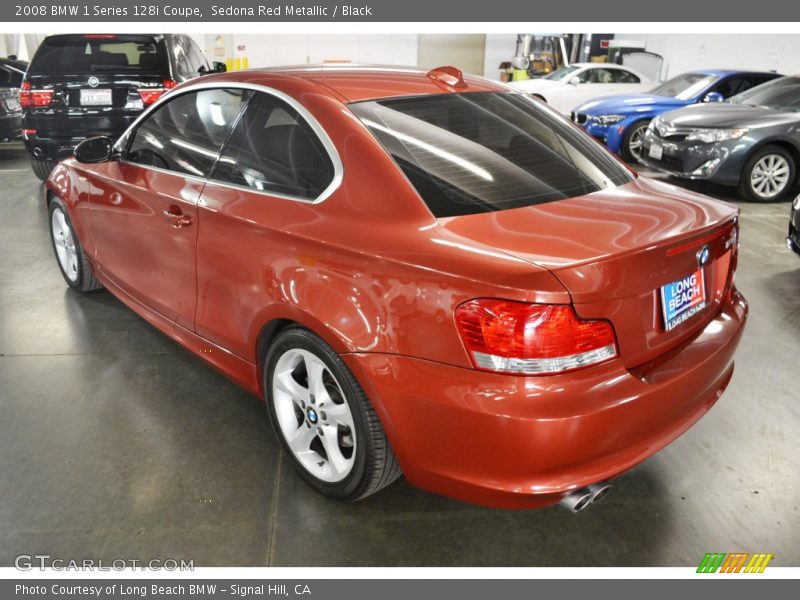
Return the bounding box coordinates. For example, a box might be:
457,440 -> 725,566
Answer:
455,299 -> 617,375
19,81 -> 54,109
138,79 -> 177,106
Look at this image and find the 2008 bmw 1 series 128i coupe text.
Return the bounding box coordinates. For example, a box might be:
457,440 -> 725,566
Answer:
44,65 -> 747,511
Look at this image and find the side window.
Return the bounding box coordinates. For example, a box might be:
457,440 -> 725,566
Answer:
126,88 -> 251,177
713,77 -> 753,99
188,39 -> 208,73
613,69 -> 640,84
173,37 -> 193,81
578,68 -> 615,84
212,92 -> 336,200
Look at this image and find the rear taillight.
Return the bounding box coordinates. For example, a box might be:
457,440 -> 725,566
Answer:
19,81 -> 53,109
455,299 -> 617,375
138,80 -> 178,106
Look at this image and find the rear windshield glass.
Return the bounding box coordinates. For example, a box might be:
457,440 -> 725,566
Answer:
349,92 -> 633,217
731,76 -> 800,112
29,36 -> 166,74
650,73 -> 719,100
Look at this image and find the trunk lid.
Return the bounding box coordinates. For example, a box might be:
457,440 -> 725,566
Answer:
438,176 -> 739,367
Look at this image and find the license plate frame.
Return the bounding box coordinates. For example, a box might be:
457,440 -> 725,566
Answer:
648,142 -> 663,160
5,97 -> 20,111
660,268 -> 707,332
80,88 -> 112,106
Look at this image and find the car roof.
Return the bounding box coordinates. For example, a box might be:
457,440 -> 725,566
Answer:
687,68 -> 779,76
194,64 -> 507,103
570,62 -> 631,69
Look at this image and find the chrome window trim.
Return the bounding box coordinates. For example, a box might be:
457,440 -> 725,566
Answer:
113,81 -> 344,205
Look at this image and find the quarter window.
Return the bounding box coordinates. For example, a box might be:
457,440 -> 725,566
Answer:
613,69 -> 641,84
126,88 -> 250,177
212,92 -> 335,200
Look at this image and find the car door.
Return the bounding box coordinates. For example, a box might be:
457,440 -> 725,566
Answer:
611,67 -> 649,95
193,90 -> 339,358
555,67 -> 616,113
709,75 -> 761,101
83,88 -> 250,328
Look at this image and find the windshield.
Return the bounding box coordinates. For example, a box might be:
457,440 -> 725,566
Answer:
545,66 -> 580,81
349,92 -> 634,218
650,73 -> 719,100
29,35 -> 166,74
731,76 -> 800,111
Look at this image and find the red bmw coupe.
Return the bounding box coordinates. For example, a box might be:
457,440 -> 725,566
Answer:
45,65 -> 747,510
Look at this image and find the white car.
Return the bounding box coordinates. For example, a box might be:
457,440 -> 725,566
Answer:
509,63 -> 653,114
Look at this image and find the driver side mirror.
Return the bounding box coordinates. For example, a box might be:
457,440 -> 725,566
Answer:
569,76 -> 581,86
74,136 -> 115,164
703,91 -> 725,103
213,61 -> 227,73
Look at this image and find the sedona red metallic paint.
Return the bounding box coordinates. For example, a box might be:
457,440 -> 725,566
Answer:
45,67 -> 747,508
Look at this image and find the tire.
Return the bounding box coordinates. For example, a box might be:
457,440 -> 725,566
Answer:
30,158 -> 57,182
739,145 -> 796,202
48,197 -> 103,292
265,327 -> 401,501
620,119 -> 651,163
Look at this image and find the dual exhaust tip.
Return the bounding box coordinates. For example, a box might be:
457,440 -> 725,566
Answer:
559,482 -> 612,513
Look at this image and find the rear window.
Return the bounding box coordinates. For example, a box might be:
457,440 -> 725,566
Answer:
29,35 -> 166,74
349,92 -> 633,218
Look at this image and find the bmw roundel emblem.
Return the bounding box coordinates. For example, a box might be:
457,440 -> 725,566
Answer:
697,244 -> 710,267
87,76 -> 99,88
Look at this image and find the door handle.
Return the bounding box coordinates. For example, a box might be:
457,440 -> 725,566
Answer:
162,205 -> 193,228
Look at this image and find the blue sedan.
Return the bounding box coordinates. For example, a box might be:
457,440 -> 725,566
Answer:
571,69 -> 782,162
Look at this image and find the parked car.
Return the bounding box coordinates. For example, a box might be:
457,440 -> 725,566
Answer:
572,70 -> 782,162
509,62 -> 652,114
0,57 -> 27,144
641,75 -> 800,202
21,33 -> 224,181
44,65 -> 747,510
789,194 -> 800,256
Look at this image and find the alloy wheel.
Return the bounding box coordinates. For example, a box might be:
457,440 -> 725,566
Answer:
51,207 -> 79,282
628,124 -> 646,161
271,348 -> 356,482
750,154 -> 791,199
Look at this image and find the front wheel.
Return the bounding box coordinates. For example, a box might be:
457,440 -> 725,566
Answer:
739,145 -> 796,202
48,197 -> 103,292
265,327 -> 401,501
620,119 -> 651,163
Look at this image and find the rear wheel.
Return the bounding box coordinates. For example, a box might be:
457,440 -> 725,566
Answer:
620,119 -> 651,163
48,197 -> 102,292
265,327 -> 401,501
739,145 -> 795,202
30,158 -> 57,182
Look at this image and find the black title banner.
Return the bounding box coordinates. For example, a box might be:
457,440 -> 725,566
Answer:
4,0 -> 800,22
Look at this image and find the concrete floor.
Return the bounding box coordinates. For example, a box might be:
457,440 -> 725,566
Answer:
0,145 -> 798,567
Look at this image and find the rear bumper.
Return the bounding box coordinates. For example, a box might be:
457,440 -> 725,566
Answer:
345,288 -> 748,509
22,113 -> 138,160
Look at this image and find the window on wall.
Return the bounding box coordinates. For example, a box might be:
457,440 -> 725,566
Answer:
211,92 -> 336,200
126,88 -> 251,177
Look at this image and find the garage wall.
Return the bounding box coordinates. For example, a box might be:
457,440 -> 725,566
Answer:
198,34 -> 418,69
627,34 -> 800,79
417,34 -> 486,76
483,34 -> 517,81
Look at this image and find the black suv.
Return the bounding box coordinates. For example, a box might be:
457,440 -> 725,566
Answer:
0,57 -> 27,144
21,34 -> 224,180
